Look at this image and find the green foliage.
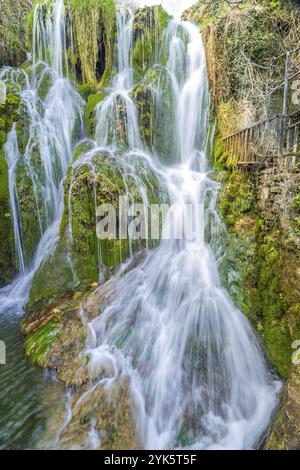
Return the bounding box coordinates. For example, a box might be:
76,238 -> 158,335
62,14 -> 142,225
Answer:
292,193 -> 300,213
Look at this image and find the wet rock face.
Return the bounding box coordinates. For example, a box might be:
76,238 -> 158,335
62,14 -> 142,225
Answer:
132,6 -> 170,80
56,383 -> 139,450
27,148 -> 167,311
68,0 -> 116,84
198,0 -> 300,450
0,91 -> 22,286
0,0 -> 32,67
23,283 -> 113,387
266,366 -> 300,450
214,154 -> 300,450
23,270 -> 141,450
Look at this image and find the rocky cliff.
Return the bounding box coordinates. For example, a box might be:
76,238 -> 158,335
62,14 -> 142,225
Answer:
185,0 -> 300,450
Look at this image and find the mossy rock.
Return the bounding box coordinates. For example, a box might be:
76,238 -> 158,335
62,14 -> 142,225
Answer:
73,139 -> 96,163
28,242 -> 79,311
85,92 -> 105,137
215,163 -> 300,379
250,230 -> 300,378
0,91 -> 22,285
0,148 -> 16,286
27,149 -> 168,311
132,6 -> 170,80
24,320 -> 63,367
15,160 -> 42,265
70,0 -> 116,84
217,170 -> 256,231
130,66 -> 177,163
24,282 -> 140,449
129,84 -> 152,149
77,83 -> 98,101
266,365 -> 300,450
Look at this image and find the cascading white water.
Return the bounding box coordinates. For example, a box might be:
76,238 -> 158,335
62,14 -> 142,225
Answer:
95,8 -> 141,150
4,126 -> 26,276
0,0 -> 84,315
78,13 -> 280,450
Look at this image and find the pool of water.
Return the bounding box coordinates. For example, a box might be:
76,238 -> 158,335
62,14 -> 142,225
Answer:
0,315 -> 62,449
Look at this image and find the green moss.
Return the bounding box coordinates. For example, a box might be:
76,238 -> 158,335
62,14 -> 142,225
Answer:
0,0 -> 32,67
70,0 -> 116,84
218,170 -> 255,230
85,92 -> 105,137
292,192 -> 300,213
216,151 -> 300,378
100,238 -> 129,268
132,6 -> 169,80
156,5 -> 171,30
25,1 -> 47,51
131,67 -> 177,162
248,228 -> 300,378
28,242 -> 77,311
77,83 -> 98,101
73,140 -> 95,163
15,161 -> 41,265
129,84 -> 152,148
0,149 -> 16,286
0,91 -> 21,285
24,320 -> 63,367
28,150 -> 167,310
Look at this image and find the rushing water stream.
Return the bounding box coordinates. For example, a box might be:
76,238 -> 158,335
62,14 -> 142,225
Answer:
0,0 -> 280,450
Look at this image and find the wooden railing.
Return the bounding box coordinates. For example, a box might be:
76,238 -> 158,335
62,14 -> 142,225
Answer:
222,48 -> 300,168
222,109 -> 300,167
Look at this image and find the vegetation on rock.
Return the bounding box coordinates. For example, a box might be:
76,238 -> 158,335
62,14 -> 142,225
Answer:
27,149 -> 167,311
192,0 -> 300,449
184,0 -> 300,133
0,0 -> 32,67
0,92 -> 21,285
70,0 -> 116,84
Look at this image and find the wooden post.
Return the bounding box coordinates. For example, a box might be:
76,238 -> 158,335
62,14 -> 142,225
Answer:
280,51 -> 291,155
244,129 -> 249,163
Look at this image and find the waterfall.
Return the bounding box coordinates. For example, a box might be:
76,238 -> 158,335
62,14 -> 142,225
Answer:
0,2 -> 84,313
95,8 -> 141,150
0,1 -> 280,450
69,12 -> 280,450
4,126 -> 26,276
33,0 -> 69,78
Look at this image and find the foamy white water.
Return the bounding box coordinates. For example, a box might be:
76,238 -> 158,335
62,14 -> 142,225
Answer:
76,10 -> 280,450
0,0 -> 84,314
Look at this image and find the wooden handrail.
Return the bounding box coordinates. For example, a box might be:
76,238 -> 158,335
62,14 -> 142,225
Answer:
221,108 -> 300,166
